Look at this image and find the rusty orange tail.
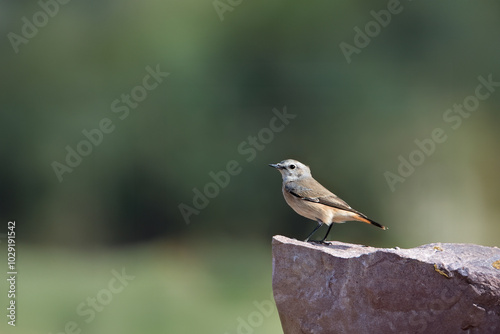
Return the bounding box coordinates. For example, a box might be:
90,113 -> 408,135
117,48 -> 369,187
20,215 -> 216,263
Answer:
355,214 -> 388,230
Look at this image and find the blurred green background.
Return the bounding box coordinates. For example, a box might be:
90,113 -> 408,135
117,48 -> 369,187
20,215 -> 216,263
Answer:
1,0 -> 500,333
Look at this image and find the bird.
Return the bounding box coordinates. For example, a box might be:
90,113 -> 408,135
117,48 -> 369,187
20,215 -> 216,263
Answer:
269,159 -> 387,243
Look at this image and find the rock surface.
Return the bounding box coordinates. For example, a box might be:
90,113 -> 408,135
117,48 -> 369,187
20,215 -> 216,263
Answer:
272,235 -> 500,334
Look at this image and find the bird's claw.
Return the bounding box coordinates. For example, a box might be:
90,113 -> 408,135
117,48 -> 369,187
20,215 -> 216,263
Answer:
307,240 -> 331,245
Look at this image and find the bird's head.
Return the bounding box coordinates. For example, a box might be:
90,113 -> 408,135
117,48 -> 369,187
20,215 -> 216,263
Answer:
269,159 -> 312,182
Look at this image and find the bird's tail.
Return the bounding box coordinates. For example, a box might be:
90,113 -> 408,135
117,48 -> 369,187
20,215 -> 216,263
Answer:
356,214 -> 388,230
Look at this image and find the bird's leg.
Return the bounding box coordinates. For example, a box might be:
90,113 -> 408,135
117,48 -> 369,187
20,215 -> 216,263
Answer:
304,221 -> 323,242
320,223 -> 334,244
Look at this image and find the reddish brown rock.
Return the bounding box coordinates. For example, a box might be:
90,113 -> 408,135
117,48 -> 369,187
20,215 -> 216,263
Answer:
272,235 -> 500,334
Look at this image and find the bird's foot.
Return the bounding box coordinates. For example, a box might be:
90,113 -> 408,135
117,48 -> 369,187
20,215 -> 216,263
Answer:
308,240 -> 331,245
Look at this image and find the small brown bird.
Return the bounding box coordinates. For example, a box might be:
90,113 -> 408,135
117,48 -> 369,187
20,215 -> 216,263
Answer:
269,159 -> 387,243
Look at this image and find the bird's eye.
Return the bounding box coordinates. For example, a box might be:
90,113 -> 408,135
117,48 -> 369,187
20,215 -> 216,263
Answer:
289,164 -> 296,169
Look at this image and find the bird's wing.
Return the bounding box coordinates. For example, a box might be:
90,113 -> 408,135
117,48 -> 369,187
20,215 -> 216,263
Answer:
285,179 -> 386,229
284,179 -> 358,214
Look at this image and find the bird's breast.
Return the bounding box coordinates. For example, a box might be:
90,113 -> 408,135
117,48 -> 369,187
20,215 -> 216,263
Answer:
282,187 -> 333,223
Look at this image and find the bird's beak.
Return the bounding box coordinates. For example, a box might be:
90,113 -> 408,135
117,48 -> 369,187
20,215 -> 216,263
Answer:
269,163 -> 282,169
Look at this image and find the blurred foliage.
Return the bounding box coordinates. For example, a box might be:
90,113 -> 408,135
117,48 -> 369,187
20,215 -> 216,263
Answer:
0,239 -> 281,333
1,0 -> 500,333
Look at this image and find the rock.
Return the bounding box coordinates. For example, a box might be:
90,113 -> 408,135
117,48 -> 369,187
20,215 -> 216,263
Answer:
272,235 -> 500,334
